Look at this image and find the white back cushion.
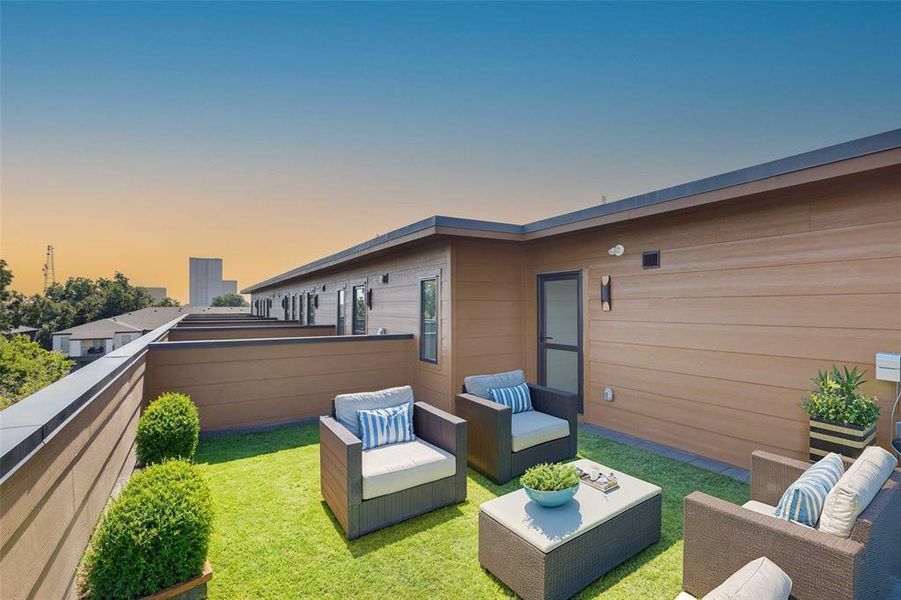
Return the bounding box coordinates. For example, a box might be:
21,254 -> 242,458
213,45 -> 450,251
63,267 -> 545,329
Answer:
334,385 -> 414,438
702,557 -> 791,600
464,369 -> 526,399
818,446 -> 897,537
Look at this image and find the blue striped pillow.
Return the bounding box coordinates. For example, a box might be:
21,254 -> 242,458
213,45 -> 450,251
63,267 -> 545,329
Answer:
488,382 -> 532,414
773,452 -> 844,527
356,403 -> 415,450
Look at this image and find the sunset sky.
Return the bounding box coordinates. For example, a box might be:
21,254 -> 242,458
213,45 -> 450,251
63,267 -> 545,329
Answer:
2,2 -> 899,302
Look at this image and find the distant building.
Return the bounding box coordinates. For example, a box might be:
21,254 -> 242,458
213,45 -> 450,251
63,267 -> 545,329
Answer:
189,257 -> 223,306
2,326 -> 39,342
140,286 -> 168,302
51,306 -> 248,366
221,280 -> 238,296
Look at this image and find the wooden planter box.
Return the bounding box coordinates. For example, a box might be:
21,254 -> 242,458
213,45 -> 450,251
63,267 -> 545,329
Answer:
809,417 -> 876,461
140,561 -> 212,600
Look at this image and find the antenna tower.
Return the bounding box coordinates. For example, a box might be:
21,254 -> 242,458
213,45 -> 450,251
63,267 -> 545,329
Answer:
42,245 -> 56,290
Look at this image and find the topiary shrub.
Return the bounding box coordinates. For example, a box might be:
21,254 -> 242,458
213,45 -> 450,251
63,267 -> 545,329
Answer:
135,392 -> 200,465
79,460 -> 213,599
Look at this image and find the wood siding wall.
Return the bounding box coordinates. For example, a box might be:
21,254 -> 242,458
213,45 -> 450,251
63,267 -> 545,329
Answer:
167,325 -> 335,341
146,338 -> 415,431
0,359 -> 146,599
451,239 -> 526,395
519,167 -> 901,467
249,242 -> 454,411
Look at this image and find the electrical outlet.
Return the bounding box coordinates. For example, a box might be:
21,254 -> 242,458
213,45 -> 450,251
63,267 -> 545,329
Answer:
604,387 -> 614,402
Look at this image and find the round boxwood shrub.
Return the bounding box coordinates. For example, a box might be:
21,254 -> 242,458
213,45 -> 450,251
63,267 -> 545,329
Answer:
80,460 -> 213,599
136,392 -> 200,465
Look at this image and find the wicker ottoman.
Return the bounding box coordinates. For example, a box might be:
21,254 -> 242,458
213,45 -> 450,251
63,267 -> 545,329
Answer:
479,459 -> 662,600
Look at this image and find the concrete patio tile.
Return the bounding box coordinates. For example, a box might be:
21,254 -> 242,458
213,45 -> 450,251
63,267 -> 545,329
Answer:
688,456 -> 733,473
722,467 -> 751,483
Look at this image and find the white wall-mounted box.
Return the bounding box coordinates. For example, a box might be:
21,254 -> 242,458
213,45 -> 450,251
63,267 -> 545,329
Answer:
876,352 -> 901,382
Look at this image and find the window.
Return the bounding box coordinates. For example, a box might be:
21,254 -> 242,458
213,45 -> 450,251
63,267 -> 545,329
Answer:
291,295 -> 296,321
336,289 -> 346,335
86,339 -> 105,354
298,295 -> 304,324
306,292 -> 315,325
352,285 -> 366,335
419,277 -> 438,363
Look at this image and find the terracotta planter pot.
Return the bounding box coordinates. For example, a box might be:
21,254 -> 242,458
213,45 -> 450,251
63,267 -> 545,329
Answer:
809,417 -> 876,461
140,561 -> 212,600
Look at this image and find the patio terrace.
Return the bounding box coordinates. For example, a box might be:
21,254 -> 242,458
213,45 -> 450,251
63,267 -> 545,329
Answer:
195,422 -> 747,599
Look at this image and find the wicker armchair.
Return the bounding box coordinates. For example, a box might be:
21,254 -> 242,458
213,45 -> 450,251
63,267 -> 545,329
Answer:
684,450 -> 901,600
320,400 -> 467,539
455,380 -> 578,484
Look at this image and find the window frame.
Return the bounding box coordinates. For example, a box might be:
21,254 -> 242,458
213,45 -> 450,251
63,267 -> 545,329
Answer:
418,275 -> 440,364
336,287 -> 346,335
351,284 -> 366,335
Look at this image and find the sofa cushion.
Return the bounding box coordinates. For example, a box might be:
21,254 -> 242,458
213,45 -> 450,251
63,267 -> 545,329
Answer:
741,500 -> 777,517
361,438 -> 456,500
511,410 -> 569,452
334,385 -> 414,438
701,557 -> 791,600
464,369 -> 526,400
357,403 -> 415,450
488,382 -> 532,414
773,452 -> 843,526
818,445 -> 898,538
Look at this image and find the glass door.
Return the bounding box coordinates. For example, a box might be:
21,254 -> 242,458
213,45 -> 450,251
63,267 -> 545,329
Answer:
538,271 -> 583,412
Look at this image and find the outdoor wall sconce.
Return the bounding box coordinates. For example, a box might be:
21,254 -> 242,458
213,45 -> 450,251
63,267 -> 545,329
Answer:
321,284 -> 326,291
366,288 -> 373,309
601,275 -> 612,311
314,294 -> 319,309
380,273 -> 389,284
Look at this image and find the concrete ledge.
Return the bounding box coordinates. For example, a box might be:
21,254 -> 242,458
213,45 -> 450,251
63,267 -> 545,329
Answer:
0,317 -> 182,481
149,333 -> 414,350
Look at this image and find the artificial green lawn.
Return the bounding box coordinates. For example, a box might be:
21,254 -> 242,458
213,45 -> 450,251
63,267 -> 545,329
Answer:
195,425 -> 748,599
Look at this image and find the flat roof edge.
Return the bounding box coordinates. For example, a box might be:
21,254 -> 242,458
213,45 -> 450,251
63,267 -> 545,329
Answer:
244,128 -> 901,293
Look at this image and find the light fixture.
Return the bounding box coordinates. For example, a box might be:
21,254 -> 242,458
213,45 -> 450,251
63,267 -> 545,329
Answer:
608,244 -> 624,257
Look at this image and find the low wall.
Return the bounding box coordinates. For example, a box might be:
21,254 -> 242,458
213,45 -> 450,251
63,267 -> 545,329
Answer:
167,324 -> 335,341
174,319 -> 282,328
0,319 -> 177,599
146,335 -> 415,432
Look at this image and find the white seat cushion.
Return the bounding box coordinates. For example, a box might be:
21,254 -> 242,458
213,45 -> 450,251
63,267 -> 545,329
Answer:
511,410 -> 569,452
464,369 -> 526,400
334,385 -> 414,438
676,593 -> 697,600
702,557 -> 792,600
361,438 -> 455,500
818,446 -> 897,538
741,500 -> 777,517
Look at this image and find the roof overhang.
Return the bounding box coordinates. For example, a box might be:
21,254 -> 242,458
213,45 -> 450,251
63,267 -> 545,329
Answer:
243,128 -> 901,294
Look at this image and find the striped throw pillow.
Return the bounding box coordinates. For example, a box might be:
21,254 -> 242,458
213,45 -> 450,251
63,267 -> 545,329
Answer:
773,452 -> 844,527
356,403 -> 415,450
488,382 -> 532,414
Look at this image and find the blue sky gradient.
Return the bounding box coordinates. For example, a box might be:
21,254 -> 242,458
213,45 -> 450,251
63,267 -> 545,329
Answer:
2,2 -> 899,298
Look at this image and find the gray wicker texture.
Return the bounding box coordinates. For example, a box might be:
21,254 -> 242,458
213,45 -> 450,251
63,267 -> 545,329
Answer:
479,495 -> 662,600
683,450 -> 901,600
320,400 -> 467,539
455,383 -> 578,484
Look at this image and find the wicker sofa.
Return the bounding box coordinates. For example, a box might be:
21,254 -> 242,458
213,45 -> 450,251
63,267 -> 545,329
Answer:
320,387 -> 467,539
454,370 -> 578,484
684,450 -> 901,600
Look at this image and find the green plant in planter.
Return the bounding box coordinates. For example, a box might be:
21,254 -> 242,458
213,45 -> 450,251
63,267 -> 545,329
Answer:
79,460 -> 213,599
520,462 -> 580,491
136,392 -> 200,465
802,366 -> 881,428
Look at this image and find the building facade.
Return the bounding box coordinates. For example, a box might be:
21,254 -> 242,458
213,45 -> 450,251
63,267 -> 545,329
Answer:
245,130 -> 901,468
